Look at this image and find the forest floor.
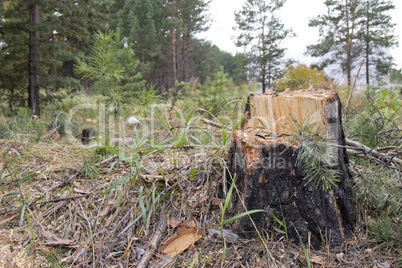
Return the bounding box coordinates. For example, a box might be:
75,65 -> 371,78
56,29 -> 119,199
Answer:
0,135 -> 400,267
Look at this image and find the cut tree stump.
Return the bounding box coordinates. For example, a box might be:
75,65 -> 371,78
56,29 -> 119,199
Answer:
225,89 -> 355,249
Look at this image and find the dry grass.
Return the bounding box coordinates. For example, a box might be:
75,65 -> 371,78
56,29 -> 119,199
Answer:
0,138 -> 400,267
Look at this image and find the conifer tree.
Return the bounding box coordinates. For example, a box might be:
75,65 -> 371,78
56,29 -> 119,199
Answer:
118,0 -> 209,90
232,53 -> 249,84
176,0 -> 209,82
0,1 -> 29,113
234,0 -> 293,93
308,0 -> 398,86
360,0 -> 398,85
118,0 -> 164,77
307,0 -> 362,87
0,0 -> 109,115
28,0 -> 40,116
74,30 -> 144,105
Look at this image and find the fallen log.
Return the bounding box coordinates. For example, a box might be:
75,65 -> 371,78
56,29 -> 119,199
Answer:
225,89 -> 355,249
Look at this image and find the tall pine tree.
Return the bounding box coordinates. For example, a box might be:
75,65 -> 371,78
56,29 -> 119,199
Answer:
307,0 -> 362,87
28,0 -> 40,116
118,0 -> 164,79
0,0 -> 108,115
118,0 -> 209,91
234,0 -> 293,92
360,0 -> 398,85
0,0 -> 29,113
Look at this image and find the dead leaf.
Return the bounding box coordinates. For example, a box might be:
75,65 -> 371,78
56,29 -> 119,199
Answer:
168,218 -> 182,228
195,196 -> 209,206
256,258 -> 267,267
99,205 -> 110,217
161,228 -> 203,257
310,255 -> 325,265
208,228 -> 239,243
210,197 -> 225,206
73,181 -> 90,195
177,226 -> 200,235
4,259 -> 13,268
182,220 -> 196,228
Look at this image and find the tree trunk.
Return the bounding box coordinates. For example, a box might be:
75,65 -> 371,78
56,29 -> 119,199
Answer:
365,40 -> 369,86
345,0 -> 352,87
182,31 -> 188,82
365,11 -> 370,86
225,89 -> 355,249
365,0 -> 370,86
261,61 -> 266,93
171,28 -> 177,84
268,60 -> 271,89
346,41 -> 352,87
29,2 -> 40,117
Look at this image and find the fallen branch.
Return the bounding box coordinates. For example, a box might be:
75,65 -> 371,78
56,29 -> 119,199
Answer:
347,149 -> 402,172
200,118 -> 230,130
45,170 -> 81,194
30,195 -> 88,206
95,155 -> 118,167
95,147 -> 164,168
0,195 -> 88,218
136,216 -> 167,268
345,138 -> 402,166
376,146 -> 397,152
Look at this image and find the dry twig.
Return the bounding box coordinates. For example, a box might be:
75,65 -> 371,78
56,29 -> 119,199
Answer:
137,216 -> 167,268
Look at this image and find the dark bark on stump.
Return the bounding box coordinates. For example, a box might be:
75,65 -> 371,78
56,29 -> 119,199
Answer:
225,90 -> 355,249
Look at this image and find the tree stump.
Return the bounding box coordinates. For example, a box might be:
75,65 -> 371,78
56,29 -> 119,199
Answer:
226,89 -> 355,249
82,128 -> 90,145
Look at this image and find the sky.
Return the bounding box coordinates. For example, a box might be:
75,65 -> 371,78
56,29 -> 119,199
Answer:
198,0 -> 402,72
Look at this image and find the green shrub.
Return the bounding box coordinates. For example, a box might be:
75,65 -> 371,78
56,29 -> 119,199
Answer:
354,169 -> 401,222
81,160 -> 100,179
367,216 -> 401,249
0,122 -> 11,139
347,87 -> 401,148
8,108 -> 46,142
